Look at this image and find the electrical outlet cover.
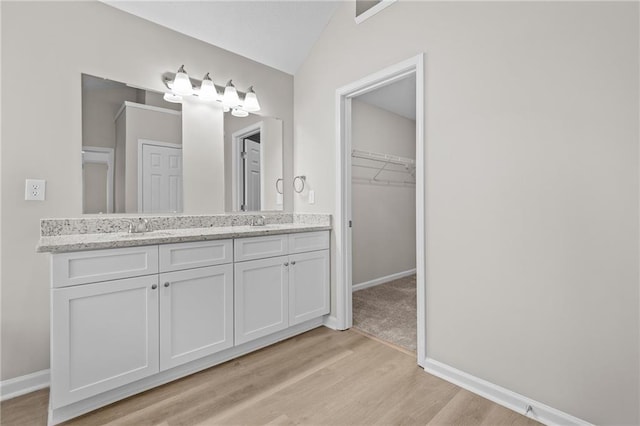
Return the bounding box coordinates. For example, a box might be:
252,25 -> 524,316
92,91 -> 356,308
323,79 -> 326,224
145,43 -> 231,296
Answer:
25,179 -> 46,201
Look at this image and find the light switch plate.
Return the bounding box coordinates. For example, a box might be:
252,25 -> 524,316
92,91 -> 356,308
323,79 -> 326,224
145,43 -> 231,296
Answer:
308,190 -> 315,204
25,179 -> 46,201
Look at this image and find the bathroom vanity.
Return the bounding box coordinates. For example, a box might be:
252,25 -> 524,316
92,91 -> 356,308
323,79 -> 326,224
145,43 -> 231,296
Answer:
37,213 -> 331,425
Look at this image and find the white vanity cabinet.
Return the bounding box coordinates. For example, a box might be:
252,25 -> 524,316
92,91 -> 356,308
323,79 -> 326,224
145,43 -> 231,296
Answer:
289,249 -> 330,325
51,275 -> 160,408
50,240 -> 234,408
159,264 -> 233,370
158,240 -> 234,370
234,255 -> 290,344
234,231 -> 330,345
48,230 -> 329,425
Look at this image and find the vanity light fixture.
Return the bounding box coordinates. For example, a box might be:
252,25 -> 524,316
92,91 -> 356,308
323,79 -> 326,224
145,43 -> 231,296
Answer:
198,73 -> 218,101
243,86 -> 261,112
171,65 -> 194,96
163,66 -> 261,114
222,80 -> 240,108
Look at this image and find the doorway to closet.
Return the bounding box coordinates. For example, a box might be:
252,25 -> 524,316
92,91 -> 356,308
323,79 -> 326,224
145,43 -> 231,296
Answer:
334,54 -> 425,365
350,75 -> 417,353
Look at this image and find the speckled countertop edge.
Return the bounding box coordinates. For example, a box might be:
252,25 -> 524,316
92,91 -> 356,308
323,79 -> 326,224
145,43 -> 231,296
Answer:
37,222 -> 332,254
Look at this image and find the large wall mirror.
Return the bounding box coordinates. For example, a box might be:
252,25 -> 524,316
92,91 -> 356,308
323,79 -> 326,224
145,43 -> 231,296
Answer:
81,74 -> 283,214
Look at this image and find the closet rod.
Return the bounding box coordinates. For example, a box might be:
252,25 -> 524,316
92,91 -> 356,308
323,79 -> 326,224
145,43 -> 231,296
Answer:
352,163 -> 412,173
351,149 -> 415,167
352,176 -> 416,186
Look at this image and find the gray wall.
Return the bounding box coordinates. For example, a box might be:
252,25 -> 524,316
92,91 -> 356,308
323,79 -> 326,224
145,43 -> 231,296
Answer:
352,99 -> 416,284
0,1 -> 293,382
82,83 -> 138,150
293,2 -> 639,424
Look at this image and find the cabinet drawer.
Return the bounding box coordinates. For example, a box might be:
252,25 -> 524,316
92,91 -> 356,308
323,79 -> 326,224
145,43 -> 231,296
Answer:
52,246 -> 159,288
234,235 -> 288,262
288,231 -> 330,254
160,240 -> 232,272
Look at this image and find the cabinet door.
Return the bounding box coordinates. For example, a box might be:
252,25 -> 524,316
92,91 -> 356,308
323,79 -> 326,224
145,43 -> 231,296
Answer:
51,275 -> 159,408
159,264 -> 233,370
289,250 -> 330,325
235,256 -> 289,345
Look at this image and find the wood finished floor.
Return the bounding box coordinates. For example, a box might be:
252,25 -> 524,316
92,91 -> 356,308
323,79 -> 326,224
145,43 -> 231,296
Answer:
0,328 -> 540,426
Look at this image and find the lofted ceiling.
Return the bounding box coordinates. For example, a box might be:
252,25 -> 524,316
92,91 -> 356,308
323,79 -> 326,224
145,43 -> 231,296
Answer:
103,1 -> 413,118
102,1 -> 342,75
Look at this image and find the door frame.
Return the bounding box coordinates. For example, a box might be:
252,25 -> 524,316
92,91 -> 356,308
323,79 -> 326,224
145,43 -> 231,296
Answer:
334,53 -> 426,366
231,122 -> 265,211
137,139 -> 183,213
82,146 -> 114,213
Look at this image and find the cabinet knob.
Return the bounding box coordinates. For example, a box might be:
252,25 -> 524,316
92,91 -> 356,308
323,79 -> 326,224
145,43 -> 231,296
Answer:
164,282 -> 170,287
284,262 -> 289,266
291,261 -> 296,265
151,284 -> 158,290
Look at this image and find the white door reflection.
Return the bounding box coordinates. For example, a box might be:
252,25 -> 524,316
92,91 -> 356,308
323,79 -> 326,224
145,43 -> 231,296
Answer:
140,140 -> 183,214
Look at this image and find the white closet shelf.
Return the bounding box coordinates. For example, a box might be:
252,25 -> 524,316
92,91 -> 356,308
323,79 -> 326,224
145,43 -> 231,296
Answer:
351,149 -> 415,167
351,149 -> 416,186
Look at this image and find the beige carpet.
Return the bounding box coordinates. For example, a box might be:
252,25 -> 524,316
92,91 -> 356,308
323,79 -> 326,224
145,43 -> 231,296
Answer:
352,274 -> 417,352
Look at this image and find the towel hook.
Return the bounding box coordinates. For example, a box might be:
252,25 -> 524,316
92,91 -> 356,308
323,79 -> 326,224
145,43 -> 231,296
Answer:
275,178 -> 284,195
293,175 -> 306,193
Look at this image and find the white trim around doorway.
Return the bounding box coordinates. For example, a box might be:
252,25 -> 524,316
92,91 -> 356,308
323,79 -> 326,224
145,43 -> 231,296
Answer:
332,53 -> 426,366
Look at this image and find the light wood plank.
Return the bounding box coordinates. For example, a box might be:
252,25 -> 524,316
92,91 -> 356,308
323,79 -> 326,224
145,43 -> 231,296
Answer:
0,328 -> 540,426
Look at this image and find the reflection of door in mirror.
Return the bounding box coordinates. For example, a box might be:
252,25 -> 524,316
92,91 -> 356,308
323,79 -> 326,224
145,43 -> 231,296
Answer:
140,141 -> 183,213
242,135 -> 261,211
82,147 -> 114,214
229,117 -> 283,212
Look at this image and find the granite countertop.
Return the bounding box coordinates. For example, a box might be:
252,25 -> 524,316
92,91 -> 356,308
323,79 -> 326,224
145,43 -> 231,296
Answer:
37,221 -> 331,254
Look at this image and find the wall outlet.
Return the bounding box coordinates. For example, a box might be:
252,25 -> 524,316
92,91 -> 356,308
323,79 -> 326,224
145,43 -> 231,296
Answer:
25,179 -> 46,201
308,190 -> 315,204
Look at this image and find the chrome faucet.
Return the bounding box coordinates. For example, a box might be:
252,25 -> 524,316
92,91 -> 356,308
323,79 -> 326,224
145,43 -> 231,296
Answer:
128,218 -> 149,233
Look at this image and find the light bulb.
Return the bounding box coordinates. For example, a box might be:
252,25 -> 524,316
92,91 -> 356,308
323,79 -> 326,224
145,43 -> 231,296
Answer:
172,65 -> 193,96
243,86 -> 261,112
199,72 -> 218,101
163,92 -> 183,103
222,80 -> 240,107
231,108 -> 249,117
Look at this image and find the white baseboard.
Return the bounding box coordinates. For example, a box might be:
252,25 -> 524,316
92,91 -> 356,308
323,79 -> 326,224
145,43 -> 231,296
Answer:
0,369 -> 50,401
323,315 -> 341,330
423,358 -> 592,426
352,268 -> 416,292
